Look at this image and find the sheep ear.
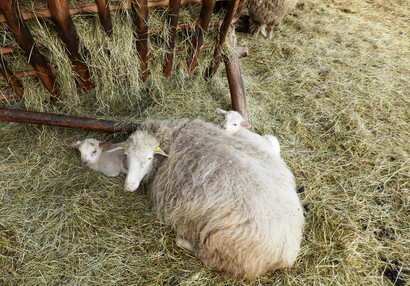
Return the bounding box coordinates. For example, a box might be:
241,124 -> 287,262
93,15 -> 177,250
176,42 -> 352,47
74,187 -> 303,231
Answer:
99,142 -> 112,149
67,140 -> 81,148
241,120 -> 251,129
154,147 -> 168,157
216,108 -> 228,116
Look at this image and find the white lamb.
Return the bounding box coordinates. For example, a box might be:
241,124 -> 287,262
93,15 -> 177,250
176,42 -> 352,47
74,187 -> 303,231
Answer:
217,108 -> 281,156
67,138 -> 127,177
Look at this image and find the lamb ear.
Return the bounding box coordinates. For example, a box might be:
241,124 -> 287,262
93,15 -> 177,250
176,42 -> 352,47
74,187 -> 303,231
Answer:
154,147 -> 168,157
216,108 -> 228,116
107,144 -> 125,153
241,120 -> 251,129
99,142 -> 112,149
67,140 -> 81,148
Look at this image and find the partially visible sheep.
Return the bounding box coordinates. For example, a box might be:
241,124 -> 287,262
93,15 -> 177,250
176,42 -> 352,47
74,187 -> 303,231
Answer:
114,119 -> 304,278
247,0 -> 298,39
217,108 -> 281,156
67,138 -> 127,177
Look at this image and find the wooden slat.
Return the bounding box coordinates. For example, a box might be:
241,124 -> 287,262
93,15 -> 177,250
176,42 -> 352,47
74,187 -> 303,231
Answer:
224,55 -> 247,120
0,0 -> 59,99
0,0 -> 230,23
235,0 -> 247,16
0,108 -> 137,133
0,45 -> 14,55
131,0 -> 149,82
14,66 -> 38,78
0,57 -> 24,99
47,0 -> 93,92
0,89 -> 20,101
163,0 -> 181,77
95,0 -> 113,36
186,0 -> 216,73
7,45 -> 245,79
205,0 -> 239,79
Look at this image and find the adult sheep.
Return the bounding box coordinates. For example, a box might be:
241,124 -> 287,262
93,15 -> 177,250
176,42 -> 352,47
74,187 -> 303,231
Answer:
116,119 -> 304,278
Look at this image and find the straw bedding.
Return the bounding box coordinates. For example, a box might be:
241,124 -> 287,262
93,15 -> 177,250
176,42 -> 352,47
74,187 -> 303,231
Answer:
0,0 -> 409,284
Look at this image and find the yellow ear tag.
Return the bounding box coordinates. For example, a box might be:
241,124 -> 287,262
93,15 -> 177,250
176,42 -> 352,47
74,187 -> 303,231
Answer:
154,147 -> 162,152
118,144 -> 124,148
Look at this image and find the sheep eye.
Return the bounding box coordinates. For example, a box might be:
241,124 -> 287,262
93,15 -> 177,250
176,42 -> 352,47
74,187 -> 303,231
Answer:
233,124 -> 237,126
147,157 -> 153,160
92,150 -> 97,154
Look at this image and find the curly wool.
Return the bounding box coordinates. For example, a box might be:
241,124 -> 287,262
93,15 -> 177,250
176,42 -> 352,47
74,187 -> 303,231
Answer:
247,0 -> 298,38
133,119 -> 304,278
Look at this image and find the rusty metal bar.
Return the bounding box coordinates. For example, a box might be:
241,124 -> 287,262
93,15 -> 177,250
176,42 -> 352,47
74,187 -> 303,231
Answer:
95,0 -> 113,36
205,0 -> 239,79
0,0 -> 59,99
163,0 -> 181,77
131,0 -> 149,82
186,0 -> 216,73
48,0 -> 93,92
0,108 -> 137,133
0,57 -> 24,99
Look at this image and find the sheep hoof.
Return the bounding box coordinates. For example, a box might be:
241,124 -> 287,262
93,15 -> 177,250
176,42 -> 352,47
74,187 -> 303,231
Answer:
176,236 -> 194,253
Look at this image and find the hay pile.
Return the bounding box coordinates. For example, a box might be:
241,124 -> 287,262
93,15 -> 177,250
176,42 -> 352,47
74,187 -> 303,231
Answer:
1,0 -> 409,284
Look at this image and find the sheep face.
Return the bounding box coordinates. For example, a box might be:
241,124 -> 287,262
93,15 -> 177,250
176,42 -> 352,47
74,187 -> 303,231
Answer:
67,138 -> 111,167
217,108 -> 251,135
123,131 -> 168,192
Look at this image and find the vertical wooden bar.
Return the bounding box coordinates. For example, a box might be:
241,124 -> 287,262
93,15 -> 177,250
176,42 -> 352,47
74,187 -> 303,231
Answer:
95,0 -> 113,36
224,56 -> 247,120
186,0 -> 216,73
0,0 -> 59,99
235,0 -> 247,16
131,0 -> 149,82
163,0 -> 181,77
48,0 -> 93,92
205,0 -> 240,79
0,57 -> 24,99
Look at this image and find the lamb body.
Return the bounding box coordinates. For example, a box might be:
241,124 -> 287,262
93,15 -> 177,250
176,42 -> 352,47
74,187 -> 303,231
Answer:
121,119 -> 304,278
217,108 -> 281,156
67,138 -> 127,177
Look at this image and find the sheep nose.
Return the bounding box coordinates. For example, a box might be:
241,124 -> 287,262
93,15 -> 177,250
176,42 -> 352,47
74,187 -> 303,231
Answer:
82,161 -> 88,166
125,181 -> 136,191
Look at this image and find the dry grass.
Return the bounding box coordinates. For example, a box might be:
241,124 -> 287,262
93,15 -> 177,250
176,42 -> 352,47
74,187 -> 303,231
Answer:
1,0 -> 409,285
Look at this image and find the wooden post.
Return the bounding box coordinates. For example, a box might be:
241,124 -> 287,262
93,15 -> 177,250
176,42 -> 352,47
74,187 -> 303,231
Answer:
224,56 -> 247,120
0,108 -> 137,133
48,0 -> 93,92
224,30 -> 247,119
131,0 -> 149,82
0,57 -> 24,99
163,0 -> 181,77
186,0 -> 216,73
0,0 -> 59,99
95,0 -> 113,36
205,0 -> 240,79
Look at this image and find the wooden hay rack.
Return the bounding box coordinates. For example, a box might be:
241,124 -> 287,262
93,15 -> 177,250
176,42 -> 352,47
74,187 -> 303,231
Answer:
0,0 -> 248,133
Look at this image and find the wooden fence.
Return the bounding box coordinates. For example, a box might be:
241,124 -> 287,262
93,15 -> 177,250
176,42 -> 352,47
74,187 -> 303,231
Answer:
0,0 -> 248,131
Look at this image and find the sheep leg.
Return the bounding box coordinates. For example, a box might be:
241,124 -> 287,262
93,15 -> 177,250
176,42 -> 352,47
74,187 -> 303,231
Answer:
176,236 -> 194,252
266,25 -> 275,40
249,21 -> 262,38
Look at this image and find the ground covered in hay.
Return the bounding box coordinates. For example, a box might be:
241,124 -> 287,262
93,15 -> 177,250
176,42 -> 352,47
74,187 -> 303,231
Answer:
1,0 -> 409,285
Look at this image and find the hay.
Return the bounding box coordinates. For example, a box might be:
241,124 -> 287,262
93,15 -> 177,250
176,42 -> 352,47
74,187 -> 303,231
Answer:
1,0 -> 409,284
